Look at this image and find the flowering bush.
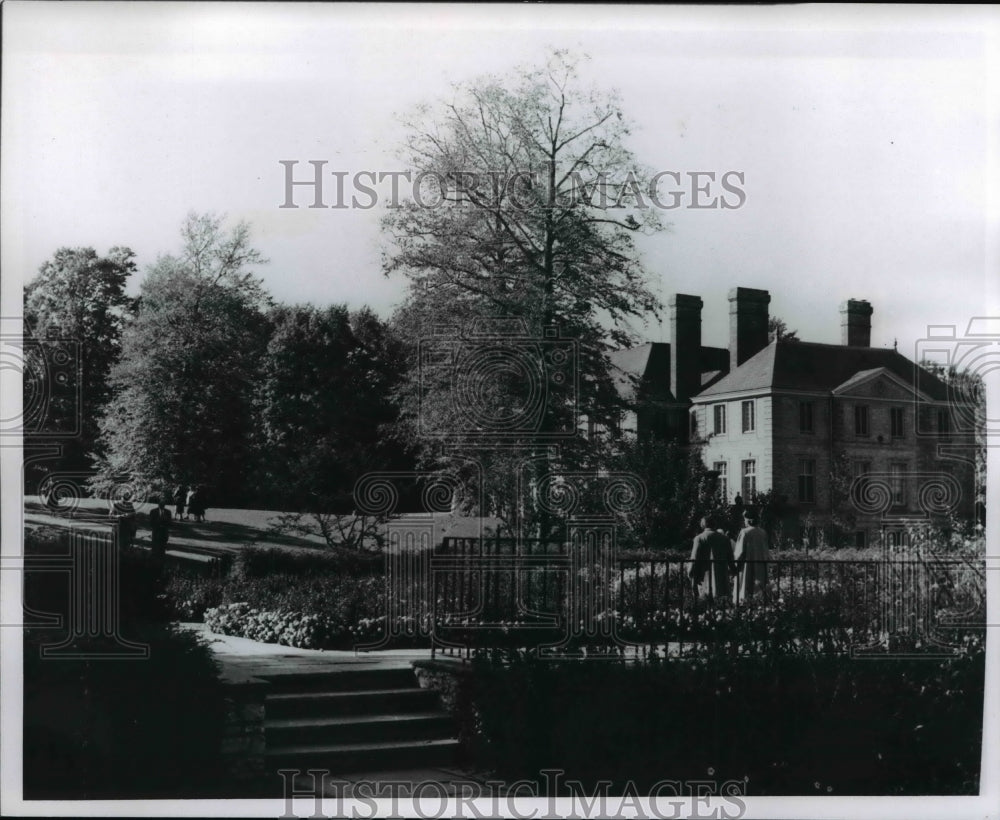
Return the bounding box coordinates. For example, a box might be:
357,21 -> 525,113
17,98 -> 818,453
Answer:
204,603 -> 344,649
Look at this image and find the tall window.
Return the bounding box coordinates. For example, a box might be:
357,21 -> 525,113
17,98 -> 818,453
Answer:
798,459 -> 816,503
799,401 -> 814,433
890,462 -> 907,506
714,462 -> 728,502
741,400 -> 755,433
937,409 -> 951,436
854,405 -> 870,437
742,459 -> 757,499
713,404 -> 727,435
890,407 -> 905,438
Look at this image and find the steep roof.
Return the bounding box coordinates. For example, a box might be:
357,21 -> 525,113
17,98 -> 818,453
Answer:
693,340 -> 950,401
607,343 -> 669,402
608,343 -> 732,403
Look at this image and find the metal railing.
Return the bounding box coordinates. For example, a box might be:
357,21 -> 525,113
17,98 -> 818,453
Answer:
422,537 -> 985,659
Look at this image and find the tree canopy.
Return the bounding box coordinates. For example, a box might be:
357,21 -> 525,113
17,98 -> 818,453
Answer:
23,246 -> 138,479
92,214 -> 270,503
384,51 -> 664,525
255,303 -> 413,545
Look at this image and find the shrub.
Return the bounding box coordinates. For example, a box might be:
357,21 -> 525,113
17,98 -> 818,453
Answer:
205,603 -> 345,649
231,545 -> 380,580
163,574 -> 226,621
460,637 -> 985,794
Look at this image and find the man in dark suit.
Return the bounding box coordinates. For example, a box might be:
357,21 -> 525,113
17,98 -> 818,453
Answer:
149,498 -> 172,558
689,515 -> 736,599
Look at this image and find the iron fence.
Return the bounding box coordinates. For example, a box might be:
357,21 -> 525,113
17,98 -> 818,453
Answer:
423,536 -> 985,659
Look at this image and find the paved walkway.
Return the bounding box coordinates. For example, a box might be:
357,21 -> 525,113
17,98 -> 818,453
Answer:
182,622 -> 436,682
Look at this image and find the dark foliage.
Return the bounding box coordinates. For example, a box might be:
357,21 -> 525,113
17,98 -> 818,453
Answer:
22,528 -> 227,798
461,642 -> 984,795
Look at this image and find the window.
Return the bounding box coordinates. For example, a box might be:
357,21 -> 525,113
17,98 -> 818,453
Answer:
890,462 -> 907,506
854,405 -> 870,436
798,459 -> 816,504
741,400 -> 755,433
690,411 -> 698,439
742,459 -> 757,499
890,407 -> 905,438
886,530 -> 907,548
937,409 -> 951,436
714,462 -> 728,503
799,401 -> 814,433
854,530 -> 868,549
713,404 -> 727,435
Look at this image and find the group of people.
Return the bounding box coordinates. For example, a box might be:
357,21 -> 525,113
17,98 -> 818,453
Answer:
174,485 -> 207,522
147,485 -> 209,558
688,509 -> 770,603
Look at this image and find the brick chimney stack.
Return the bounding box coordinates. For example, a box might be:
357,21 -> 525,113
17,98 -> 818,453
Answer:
669,294 -> 703,403
728,287 -> 771,371
840,299 -> 873,347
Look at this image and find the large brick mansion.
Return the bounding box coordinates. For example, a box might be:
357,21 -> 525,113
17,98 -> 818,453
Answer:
608,287 -> 976,548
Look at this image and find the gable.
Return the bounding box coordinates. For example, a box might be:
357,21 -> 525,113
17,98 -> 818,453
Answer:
832,367 -> 925,402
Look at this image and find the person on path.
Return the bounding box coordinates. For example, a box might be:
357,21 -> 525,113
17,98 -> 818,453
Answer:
689,515 -> 736,600
174,485 -> 188,521
187,486 -> 206,523
733,511 -> 770,603
149,498 -> 172,558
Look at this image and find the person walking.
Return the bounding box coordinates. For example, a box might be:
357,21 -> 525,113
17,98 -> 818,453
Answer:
174,485 -> 188,521
689,515 -> 736,600
733,510 -> 770,603
149,498 -> 172,558
188,486 -> 206,523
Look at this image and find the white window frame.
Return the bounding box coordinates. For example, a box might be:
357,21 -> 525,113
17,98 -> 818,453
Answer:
713,403 -> 727,435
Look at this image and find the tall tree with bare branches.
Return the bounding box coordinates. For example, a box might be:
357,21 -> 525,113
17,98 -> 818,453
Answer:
384,51 -> 663,530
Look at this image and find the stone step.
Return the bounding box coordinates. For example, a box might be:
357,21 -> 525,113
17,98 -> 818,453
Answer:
260,667 -> 418,693
266,688 -> 441,719
266,712 -> 454,746
264,737 -> 460,773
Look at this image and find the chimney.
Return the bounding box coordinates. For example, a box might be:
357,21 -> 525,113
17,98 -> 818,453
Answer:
729,287 -> 771,371
840,299 -> 873,347
669,294 -> 703,402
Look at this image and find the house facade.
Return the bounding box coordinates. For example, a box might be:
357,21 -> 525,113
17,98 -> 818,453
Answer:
611,288 -> 976,548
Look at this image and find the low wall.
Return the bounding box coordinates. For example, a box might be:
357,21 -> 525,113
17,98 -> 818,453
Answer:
412,659 -> 478,763
219,672 -> 268,783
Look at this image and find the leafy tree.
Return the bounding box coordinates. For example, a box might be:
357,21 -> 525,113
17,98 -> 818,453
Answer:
256,304 -> 413,548
383,51 -> 663,530
768,316 -> 799,343
92,214 -> 269,504
918,359 -> 986,522
23,247 -> 138,484
609,437 -> 729,551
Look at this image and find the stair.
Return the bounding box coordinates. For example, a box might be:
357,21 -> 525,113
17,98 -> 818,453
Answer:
262,667 -> 460,776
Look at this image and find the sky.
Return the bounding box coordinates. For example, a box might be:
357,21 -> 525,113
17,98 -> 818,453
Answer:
3,3 -> 999,360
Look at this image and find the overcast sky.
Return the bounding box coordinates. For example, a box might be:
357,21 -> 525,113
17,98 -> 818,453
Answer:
3,3 -> 999,358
